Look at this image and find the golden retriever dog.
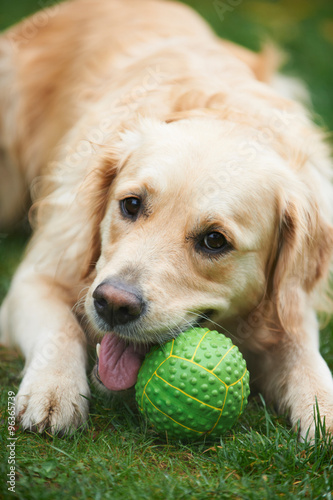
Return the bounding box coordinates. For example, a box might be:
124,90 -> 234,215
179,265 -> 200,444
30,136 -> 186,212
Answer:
0,0 -> 333,440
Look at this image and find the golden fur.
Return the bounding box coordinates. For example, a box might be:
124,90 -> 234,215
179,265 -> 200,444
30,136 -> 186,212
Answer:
0,0 -> 332,439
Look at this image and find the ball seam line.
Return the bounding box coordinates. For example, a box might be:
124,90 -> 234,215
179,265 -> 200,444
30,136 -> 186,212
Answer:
140,339 -> 175,409
207,386 -> 228,435
143,391 -> 203,434
212,345 -> 236,372
237,370 -> 249,418
153,372 -> 224,411
207,368 -> 248,435
190,330 -> 210,361
238,378 -> 244,418
228,368 -> 248,387
164,356 -> 247,389
168,355 -> 228,389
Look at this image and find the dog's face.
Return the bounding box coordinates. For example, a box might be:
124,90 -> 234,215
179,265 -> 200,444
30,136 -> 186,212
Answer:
85,117 -> 285,346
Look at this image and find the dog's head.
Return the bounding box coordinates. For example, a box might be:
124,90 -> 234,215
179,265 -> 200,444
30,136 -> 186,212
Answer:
83,116 -> 333,391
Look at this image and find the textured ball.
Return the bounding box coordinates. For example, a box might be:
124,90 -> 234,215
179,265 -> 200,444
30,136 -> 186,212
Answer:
135,328 -> 250,440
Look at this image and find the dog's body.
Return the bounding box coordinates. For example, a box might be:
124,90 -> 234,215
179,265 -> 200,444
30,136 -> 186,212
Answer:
1,0 -> 333,439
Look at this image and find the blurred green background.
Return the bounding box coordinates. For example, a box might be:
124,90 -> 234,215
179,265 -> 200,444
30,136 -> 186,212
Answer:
0,0 -> 332,131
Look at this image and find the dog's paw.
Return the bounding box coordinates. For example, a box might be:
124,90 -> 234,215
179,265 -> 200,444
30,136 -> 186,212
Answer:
297,405 -> 333,443
16,369 -> 90,435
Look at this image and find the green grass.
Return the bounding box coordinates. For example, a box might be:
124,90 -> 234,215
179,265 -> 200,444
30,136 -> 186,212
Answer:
1,349 -> 333,499
1,1 -> 333,499
1,342 -> 333,500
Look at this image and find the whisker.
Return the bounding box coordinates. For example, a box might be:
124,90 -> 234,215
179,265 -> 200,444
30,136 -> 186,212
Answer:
72,286 -> 90,315
185,310 -> 235,339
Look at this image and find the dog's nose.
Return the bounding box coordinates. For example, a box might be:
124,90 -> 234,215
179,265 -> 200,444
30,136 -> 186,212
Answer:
93,279 -> 145,328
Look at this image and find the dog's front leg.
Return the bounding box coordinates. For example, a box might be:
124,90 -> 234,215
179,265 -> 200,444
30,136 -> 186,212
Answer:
249,315 -> 333,441
0,267 -> 90,435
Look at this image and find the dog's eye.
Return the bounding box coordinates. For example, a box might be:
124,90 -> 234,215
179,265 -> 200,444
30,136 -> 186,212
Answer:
120,197 -> 141,219
200,231 -> 229,253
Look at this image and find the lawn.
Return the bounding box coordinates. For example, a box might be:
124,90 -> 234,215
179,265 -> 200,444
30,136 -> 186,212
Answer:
0,1 -> 333,499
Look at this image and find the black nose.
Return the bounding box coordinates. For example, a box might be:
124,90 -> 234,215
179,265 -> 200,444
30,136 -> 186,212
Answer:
93,279 -> 145,328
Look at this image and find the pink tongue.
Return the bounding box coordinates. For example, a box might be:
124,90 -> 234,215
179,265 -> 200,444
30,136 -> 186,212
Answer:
98,333 -> 148,391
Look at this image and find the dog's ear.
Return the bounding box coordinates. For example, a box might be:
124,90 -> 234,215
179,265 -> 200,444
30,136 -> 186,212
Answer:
272,196 -> 333,336
80,125 -> 145,279
80,153 -> 119,279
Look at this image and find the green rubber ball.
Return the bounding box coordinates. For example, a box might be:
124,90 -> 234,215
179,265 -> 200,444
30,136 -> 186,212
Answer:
135,327 -> 250,440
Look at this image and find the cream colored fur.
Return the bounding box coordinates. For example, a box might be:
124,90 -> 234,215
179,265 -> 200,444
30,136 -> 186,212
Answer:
0,0 -> 332,439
